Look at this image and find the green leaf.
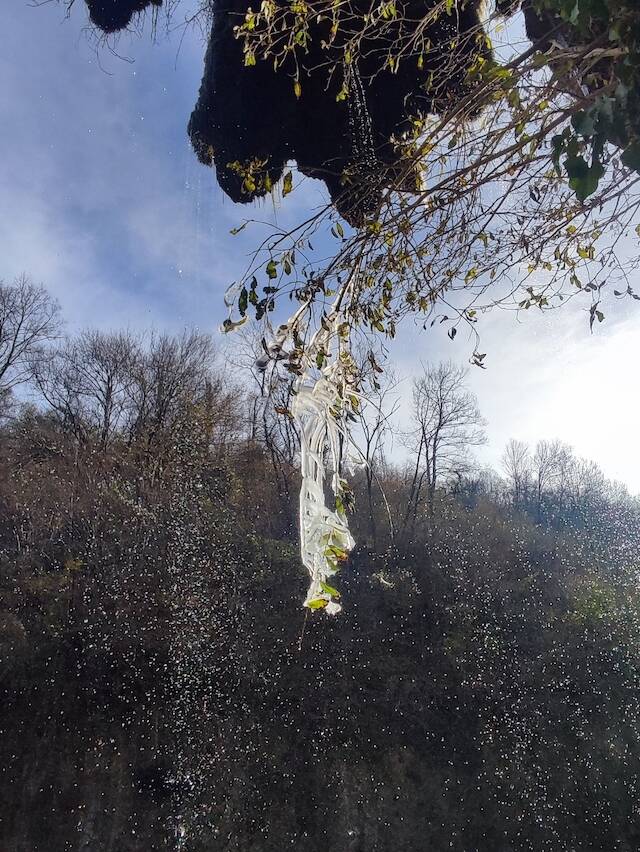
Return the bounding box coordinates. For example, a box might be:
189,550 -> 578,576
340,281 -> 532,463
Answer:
238,287 -> 248,316
621,142 -> 640,173
282,171 -> 293,196
326,544 -> 348,562
221,317 -> 247,333
572,110 -> 596,137
551,132 -> 567,174
320,581 -> 340,598
565,155 -> 604,202
266,259 -> 278,279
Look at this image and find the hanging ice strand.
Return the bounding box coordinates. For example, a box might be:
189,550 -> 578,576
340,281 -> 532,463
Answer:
290,308 -> 358,614
266,271 -> 362,612
223,269 -> 361,612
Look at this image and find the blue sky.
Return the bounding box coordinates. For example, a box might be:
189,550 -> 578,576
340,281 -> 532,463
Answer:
2,0 -> 640,491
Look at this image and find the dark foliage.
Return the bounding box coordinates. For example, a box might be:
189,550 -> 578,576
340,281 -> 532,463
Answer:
77,0 -> 494,223
189,0 -> 492,225
80,0 -> 489,225
84,0 -> 162,33
1,319 -> 640,851
75,0 -> 640,217
188,1 -> 298,207
492,0 -> 597,64
500,0 -> 640,174
79,0 -> 640,219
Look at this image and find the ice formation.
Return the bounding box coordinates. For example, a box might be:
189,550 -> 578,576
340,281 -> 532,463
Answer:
291,329 -> 357,614
229,279 -> 360,613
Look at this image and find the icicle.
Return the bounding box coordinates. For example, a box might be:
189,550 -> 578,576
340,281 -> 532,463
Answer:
292,358 -> 356,614
260,293 -> 360,612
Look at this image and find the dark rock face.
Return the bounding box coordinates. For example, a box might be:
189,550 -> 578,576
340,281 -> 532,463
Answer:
83,0 -> 640,221
188,0 -> 493,225
83,0 -> 493,224
85,0 -> 162,34
187,1 -> 297,208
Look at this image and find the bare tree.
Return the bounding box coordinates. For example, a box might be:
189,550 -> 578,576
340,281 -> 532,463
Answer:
531,439 -> 569,520
32,330 -> 137,449
127,330 -> 221,441
0,387 -> 13,422
0,275 -> 61,396
229,327 -> 301,509
352,355 -> 399,547
404,361 -> 486,529
31,325 -> 242,491
565,456 -> 607,510
461,466 -> 509,506
502,439 -> 532,507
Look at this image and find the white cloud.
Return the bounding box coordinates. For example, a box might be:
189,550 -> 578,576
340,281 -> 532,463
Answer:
390,299 -> 640,492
